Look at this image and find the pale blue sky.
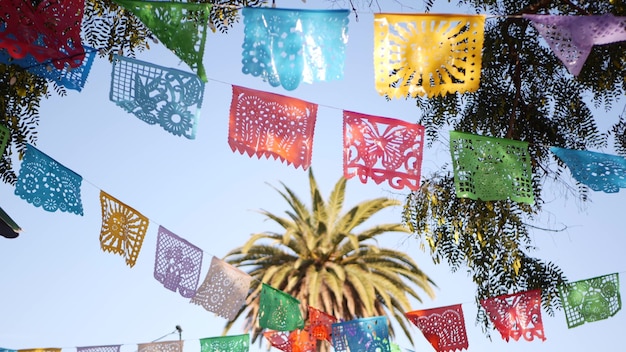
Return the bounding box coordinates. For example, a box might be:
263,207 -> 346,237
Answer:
0,1 -> 624,352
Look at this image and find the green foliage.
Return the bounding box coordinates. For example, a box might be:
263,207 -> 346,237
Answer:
224,169 -> 436,349
403,0 -> 626,335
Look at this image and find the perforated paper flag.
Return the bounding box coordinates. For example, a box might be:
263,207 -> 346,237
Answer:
374,14 -> 485,98
480,289 -> 546,342
242,7 -> 350,90
113,0 -> 210,81
450,131 -> 533,203
0,0 -> 85,69
332,316 -> 391,352
110,55 -> 204,139
308,306 -> 336,342
343,110 -> 425,190
559,273 -> 621,328
0,46 -> 96,91
259,283 -> 305,331
15,144 -> 83,215
154,226 -> 203,298
18,349 -> 61,352
77,345 -> 121,352
137,341 -> 182,352
190,256 -> 253,321
524,14 -> 626,76
406,304 -> 468,352
200,334 -> 249,352
264,330 -> 316,352
229,85 -> 318,170
551,147 -> 626,193
99,190 -> 149,268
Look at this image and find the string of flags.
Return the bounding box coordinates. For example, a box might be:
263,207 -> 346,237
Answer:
2,1 -> 626,351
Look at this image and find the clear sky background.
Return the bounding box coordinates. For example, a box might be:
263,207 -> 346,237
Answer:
1,1 -> 624,351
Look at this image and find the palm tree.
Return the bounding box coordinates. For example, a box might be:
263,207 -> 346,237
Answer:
223,169 -> 436,349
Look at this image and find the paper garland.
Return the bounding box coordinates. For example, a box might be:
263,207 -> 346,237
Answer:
190,256 -> 253,321
332,316 -> 391,352
264,330 -> 316,352
154,226 -> 203,298
374,13 -> 485,98
110,55 -> 205,139
76,346 -> 121,352
524,14 -> 626,76
241,7 -> 350,90
199,334 -> 249,352
15,144 -> 84,215
258,283 -> 305,331
229,85 -> 318,170
480,289 -> 546,342
559,273 -> 622,329
449,131 -> 534,204
406,304 -> 469,352
137,341 -> 182,352
343,110 -> 425,191
307,306 -> 336,342
113,0 -> 211,81
99,190 -> 149,268
550,147 -> 626,193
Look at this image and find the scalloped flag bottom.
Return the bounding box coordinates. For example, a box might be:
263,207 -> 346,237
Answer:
0,46 -> 96,91
229,85 -> 318,170
0,0 -> 85,69
449,131 -> 534,204
154,226 -> 203,298
137,341 -> 182,352
242,7 -> 350,91
343,110 -> 425,190
332,316 -> 391,352
406,304 -> 469,352
258,283 -> 305,331
524,14 -> 626,76
374,14 -> 485,98
190,256 -> 252,321
200,334 -> 249,352
480,289 -> 546,342
264,330 -> 316,352
15,144 -> 84,215
113,0 -> 210,81
308,306 -> 337,342
550,147 -> 626,193
559,273 -> 621,329
77,346 -> 121,352
110,55 -> 204,139
99,191 -> 149,268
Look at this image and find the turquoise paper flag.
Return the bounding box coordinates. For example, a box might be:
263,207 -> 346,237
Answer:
258,283 -> 304,331
332,316 -> 391,352
559,273 -> 621,328
551,146 -> 626,193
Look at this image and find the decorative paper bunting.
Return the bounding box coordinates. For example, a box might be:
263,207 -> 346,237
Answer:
229,85 -> 318,170
112,0 -> 210,81
0,47 -> 96,91
559,273 -> 621,328
258,283 -> 305,331
343,110 -> 425,190
480,289 -> 546,342
17,349 -> 60,352
154,226 -> 203,298
449,131 -> 534,203
15,144 -> 84,215
77,345 -> 121,352
550,147 -> 626,193
524,14 -> 626,76
190,256 -> 252,321
374,14 -> 485,98
0,0 -> 85,69
264,330 -> 316,352
200,334 -> 249,352
332,316 -> 391,352
241,7 -> 350,90
110,55 -> 204,139
307,306 -> 336,342
406,304 -> 469,352
137,341 -> 182,352
99,190 -> 149,268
